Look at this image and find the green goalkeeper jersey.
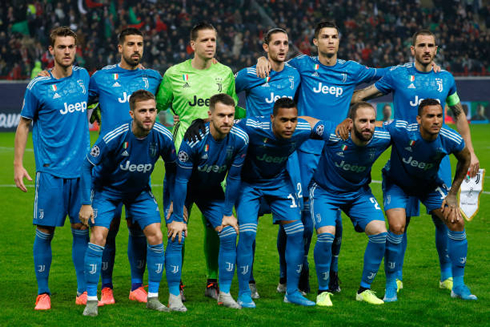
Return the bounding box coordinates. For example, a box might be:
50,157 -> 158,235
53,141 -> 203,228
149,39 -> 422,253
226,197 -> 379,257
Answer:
156,59 -> 238,148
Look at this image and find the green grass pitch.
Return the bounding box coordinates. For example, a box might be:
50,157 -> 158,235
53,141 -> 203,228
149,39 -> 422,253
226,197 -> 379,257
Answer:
0,124 -> 489,326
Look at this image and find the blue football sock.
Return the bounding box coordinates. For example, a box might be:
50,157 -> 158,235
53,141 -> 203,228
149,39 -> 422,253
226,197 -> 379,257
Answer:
361,233 -> 387,288
283,220 -> 305,294
237,223 -> 257,296
165,237 -> 184,296
249,239 -> 256,283
128,226 -> 146,291
432,215 -> 452,281
218,226 -> 237,293
85,242 -> 104,297
147,243 -> 164,295
447,229 -> 467,288
34,229 -> 54,295
396,230 -> 408,281
385,231 -> 403,285
277,225 -> 287,281
331,211 -> 343,273
301,202 -> 313,270
71,228 -> 89,294
314,232 -> 334,291
101,226 -> 117,290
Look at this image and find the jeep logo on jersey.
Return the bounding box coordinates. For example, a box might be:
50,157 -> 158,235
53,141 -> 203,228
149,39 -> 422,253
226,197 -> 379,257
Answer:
118,91 -> 131,103
335,160 -> 367,173
402,156 -> 434,171
188,95 -> 210,107
409,95 -> 441,107
265,92 -> 293,104
60,101 -> 87,115
312,83 -> 343,97
197,164 -> 228,173
120,161 -> 153,173
257,153 -> 288,164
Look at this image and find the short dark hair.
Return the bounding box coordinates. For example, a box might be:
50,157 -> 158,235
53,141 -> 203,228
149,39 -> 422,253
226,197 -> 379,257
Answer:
129,90 -> 155,111
264,27 -> 288,45
49,26 -> 77,47
314,21 -> 340,39
412,29 -> 437,46
118,28 -> 143,44
190,22 -> 216,41
418,98 -> 442,116
349,102 -> 375,120
209,93 -> 235,112
273,98 -> 297,116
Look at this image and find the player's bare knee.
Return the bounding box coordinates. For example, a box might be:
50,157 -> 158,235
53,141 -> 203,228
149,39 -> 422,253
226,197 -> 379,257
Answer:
90,232 -> 106,246
37,225 -> 55,234
365,220 -> 387,236
388,223 -> 405,235
316,226 -> 335,235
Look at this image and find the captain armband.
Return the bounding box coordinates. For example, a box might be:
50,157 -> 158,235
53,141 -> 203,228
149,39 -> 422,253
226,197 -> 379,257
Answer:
446,92 -> 460,106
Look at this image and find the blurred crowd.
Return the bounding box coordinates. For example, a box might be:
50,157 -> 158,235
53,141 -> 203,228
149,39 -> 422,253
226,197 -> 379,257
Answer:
1,0 -> 489,80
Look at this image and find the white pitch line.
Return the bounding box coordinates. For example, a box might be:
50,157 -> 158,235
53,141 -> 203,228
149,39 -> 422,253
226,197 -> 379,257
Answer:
0,146 -> 33,152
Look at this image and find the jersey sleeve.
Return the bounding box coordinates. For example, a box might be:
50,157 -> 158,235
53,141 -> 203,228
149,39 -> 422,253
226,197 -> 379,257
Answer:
310,120 -> 337,141
223,130 -> 249,216
160,133 -> 177,215
171,141 -> 194,222
225,69 -> 239,105
81,135 -> 111,204
156,72 -> 174,112
235,68 -> 249,94
355,62 -> 386,84
20,83 -> 40,120
88,73 -> 100,105
374,69 -> 395,95
447,73 -> 457,97
287,56 -> 302,70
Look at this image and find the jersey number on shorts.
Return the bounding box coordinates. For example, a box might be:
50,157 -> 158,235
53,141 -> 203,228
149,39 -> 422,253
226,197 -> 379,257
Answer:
287,193 -> 298,208
370,197 -> 381,210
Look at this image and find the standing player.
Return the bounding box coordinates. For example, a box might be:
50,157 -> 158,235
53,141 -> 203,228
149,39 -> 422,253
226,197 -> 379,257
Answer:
165,94 -> 248,311
235,27 -> 301,296
156,22 -> 238,299
351,29 -> 480,295
14,27 -> 90,310
256,21 -> 389,293
234,98 -> 316,308
88,28 -> 163,305
305,102 -> 390,306
79,90 -> 176,316
381,99 -> 475,301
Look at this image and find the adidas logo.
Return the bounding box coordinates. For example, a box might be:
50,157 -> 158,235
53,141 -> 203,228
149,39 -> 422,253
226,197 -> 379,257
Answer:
113,82 -> 121,87
53,93 -> 61,99
336,151 -> 344,157
201,153 -> 208,159
122,150 -> 129,157
404,147 -> 413,152
312,72 -> 319,77
408,83 -> 415,89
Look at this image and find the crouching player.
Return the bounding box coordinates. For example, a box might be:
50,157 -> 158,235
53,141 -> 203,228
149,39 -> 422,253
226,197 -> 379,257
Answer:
165,93 -> 248,311
382,99 -> 475,301
79,90 -> 177,316
305,102 -> 390,306
235,98 -> 318,308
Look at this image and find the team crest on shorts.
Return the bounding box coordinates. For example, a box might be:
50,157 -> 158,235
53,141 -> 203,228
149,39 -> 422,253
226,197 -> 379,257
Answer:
178,150 -> 189,162
149,143 -> 158,157
38,209 -> 44,220
90,145 -> 100,157
93,209 -> 98,219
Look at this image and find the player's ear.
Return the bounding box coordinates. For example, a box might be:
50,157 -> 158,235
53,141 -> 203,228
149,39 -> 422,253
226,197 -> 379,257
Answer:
48,46 -> 54,55
129,109 -> 134,119
118,43 -> 123,54
313,38 -> 318,47
416,115 -> 421,125
208,110 -> 212,119
190,40 -> 196,51
410,45 -> 415,57
263,43 -> 268,52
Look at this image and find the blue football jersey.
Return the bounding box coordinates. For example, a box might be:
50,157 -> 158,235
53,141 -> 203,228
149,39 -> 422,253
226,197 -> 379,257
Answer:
89,64 -> 162,134
288,55 -> 387,154
235,63 -> 300,117
384,120 -> 465,193
237,116 -> 313,184
375,63 -> 457,123
173,123 -> 249,221
20,66 -> 90,178
312,122 -> 392,192
83,121 -> 176,201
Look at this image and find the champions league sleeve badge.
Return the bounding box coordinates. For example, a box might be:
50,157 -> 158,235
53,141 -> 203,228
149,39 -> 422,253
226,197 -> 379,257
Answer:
459,169 -> 485,221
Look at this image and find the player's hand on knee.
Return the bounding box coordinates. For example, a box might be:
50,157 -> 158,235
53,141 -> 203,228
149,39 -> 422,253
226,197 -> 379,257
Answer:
183,206 -> 189,222
221,215 -> 239,234
256,56 -> 271,78
14,165 -> 32,192
441,195 -> 460,223
335,118 -> 352,140
79,204 -> 94,227
183,119 -> 206,142
168,221 -> 186,243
